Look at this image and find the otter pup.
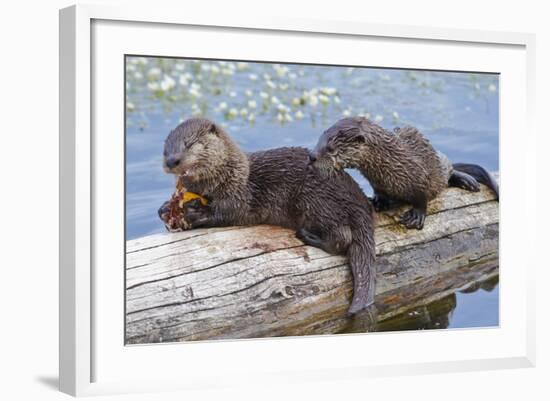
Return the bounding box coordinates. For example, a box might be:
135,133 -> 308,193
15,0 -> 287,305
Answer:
310,117 -> 499,230
159,118 -> 376,315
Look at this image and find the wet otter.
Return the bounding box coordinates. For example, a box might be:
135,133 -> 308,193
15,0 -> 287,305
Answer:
158,118 -> 376,315
310,117 -> 499,230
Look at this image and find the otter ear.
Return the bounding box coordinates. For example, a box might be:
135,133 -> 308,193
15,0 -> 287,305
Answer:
209,123 -> 219,136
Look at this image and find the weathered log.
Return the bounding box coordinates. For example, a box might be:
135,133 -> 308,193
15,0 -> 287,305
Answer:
126,184 -> 498,344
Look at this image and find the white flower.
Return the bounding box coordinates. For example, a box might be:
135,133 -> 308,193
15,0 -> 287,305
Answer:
189,87 -> 202,98
126,64 -> 136,72
228,108 -> 238,117
229,91 -> 237,97
273,64 -> 289,77
210,65 -> 220,74
277,104 -> 290,113
266,80 -> 277,89
375,114 -> 384,122
126,102 -> 135,112
260,92 -> 269,99
320,87 -> 337,96
271,96 -> 280,104
190,83 -> 201,91
263,73 -> 271,81
218,102 -> 228,111
248,113 -> 256,122
248,74 -> 258,81
342,109 -> 351,117
289,73 -> 297,80
222,68 -> 234,76
247,100 -> 257,109
392,111 -> 399,119
295,110 -> 304,119
237,62 -> 248,71
277,113 -> 284,122
175,63 -> 186,71
309,95 -> 319,107
307,88 -> 319,96
147,67 -> 162,80
147,82 -> 160,91
334,96 -> 341,104
245,89 -> 253,97
179,75 -> 188,86
292,98 -> 301,106
279,83 -> 289,91
240,108 -> 248,116
284,113 -> 293,122
133,71 -> 143,80
160,75 -> 176,91
201,64 -> 211,72
319,94 -> 330,104
488,84 -> 497,92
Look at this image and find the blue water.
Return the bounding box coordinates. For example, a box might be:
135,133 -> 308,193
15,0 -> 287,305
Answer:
125,56 -> 499,330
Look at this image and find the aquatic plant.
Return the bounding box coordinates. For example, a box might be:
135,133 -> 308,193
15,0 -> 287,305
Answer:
125,57 -> 498,134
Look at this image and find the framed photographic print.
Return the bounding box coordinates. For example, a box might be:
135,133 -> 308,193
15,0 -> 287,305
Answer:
59,4 -> 536,396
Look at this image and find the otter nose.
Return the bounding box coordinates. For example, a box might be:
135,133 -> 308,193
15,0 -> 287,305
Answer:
166,156 -> 180,169
308,151 -> 317,164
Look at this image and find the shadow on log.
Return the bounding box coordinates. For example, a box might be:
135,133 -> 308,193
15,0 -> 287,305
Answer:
125,184 -> 499,344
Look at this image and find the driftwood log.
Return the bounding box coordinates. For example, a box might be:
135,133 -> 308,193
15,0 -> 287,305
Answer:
126,184 -> 498,344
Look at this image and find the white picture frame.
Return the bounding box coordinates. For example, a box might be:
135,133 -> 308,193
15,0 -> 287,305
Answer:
59,3 -> 536,397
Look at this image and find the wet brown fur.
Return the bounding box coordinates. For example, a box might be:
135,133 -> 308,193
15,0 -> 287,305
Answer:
311,117 -> 498,229
161,118 -> 377,315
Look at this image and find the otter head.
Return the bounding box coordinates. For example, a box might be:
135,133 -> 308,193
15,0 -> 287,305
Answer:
309,117 -> 368,174
163,118 -> 233,183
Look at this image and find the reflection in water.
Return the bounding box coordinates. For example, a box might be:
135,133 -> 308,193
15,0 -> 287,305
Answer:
373,276 -> 499,332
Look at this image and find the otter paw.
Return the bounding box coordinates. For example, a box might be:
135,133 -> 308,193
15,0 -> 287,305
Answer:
459,178 -> 480,192
296,228 -> 323,248
185,205 -> 212,228
158,200 -> 172,222
401,208 -> 426,230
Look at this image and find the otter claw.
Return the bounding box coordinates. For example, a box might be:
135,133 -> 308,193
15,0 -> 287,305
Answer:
401,208 -> 425,230
461,180 -> 480,192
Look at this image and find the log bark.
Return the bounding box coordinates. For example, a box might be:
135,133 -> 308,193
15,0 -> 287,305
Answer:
126,184 -> 499,344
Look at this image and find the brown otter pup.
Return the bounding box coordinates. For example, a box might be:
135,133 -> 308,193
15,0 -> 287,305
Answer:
158,118 -> 376,315
309,117 -> 499,230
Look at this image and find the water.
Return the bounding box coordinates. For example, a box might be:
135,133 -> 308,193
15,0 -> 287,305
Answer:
125,56 -> 499,330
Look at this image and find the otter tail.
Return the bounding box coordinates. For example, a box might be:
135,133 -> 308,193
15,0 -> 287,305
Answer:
347,220 -> 377,320
453,163 -> 499,200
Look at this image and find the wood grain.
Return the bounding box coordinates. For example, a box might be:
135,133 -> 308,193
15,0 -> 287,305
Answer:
126,185 -> 498,344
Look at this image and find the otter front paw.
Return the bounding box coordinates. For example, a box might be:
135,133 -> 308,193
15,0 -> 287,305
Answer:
401,208 -> 426,230
158,200 -> 171,224
185,204 -> 212,228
